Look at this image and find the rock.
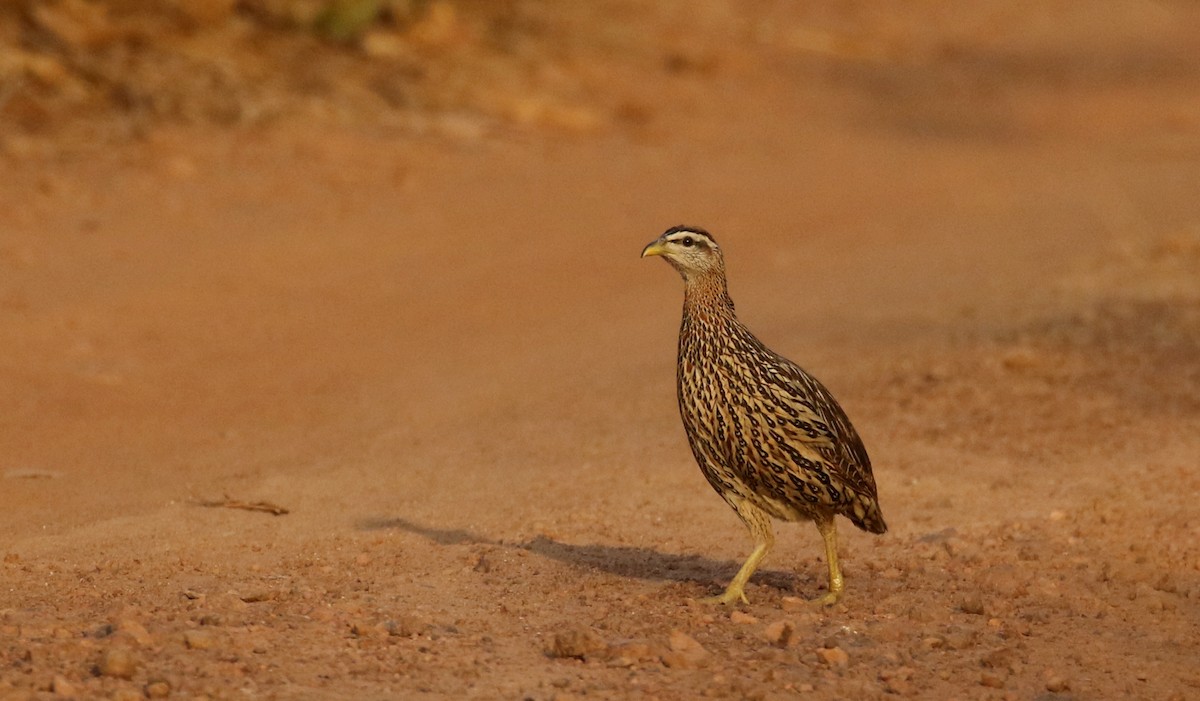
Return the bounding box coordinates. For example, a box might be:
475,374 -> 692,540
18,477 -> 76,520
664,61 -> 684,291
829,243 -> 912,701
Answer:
780,596 -> 808,612
384,614 -> 429,637
604,639 -> 659,667
549,626 -> 607,660
51,675 -> 76,698
816,646 -> 849,667
145,679 -> 172,698
116,619 -> 153,647
979,671 -> 1006,688
661,631 -> 709,669
879,665 -> 917,695
350,620 -> 389,642
921,635 -> 946,650
98,647 -> 137,679
183,629 -> 217,650
729,610 -> 758,625
959,595 -> 987,616
1044,674 -> 1070,692
980,647 -> 1019,674
763,620 -> 794,647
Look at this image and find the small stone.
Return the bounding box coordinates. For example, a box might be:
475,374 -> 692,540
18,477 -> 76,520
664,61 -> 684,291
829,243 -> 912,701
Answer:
604,639 -> 659,667
979,671 -> 1006,688
145,679 -> 172,698
384,614 -> 429,637
880,665 -> 917,694
959,595 -> 987,615
51,675 -> 76,698
780,596 -> 807,612
884,678 -> 913,695
183,629 -> 217,650
816,646 -> 849,667
349,621 -> 388,641
662,631 -> 709,669
729,610 -> 758,625
920,635 -> 945,650
98,647 -> 137,679
117,619 -> 153,647
549,627 -> 607,660
1044,675 -> 1070,692
762,620 -> 794,647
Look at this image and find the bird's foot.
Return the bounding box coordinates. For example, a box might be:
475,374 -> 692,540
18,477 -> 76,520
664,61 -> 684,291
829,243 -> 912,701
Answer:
701,584 -> 750,605
811,578 -> 844,607
812,590 -> 841,607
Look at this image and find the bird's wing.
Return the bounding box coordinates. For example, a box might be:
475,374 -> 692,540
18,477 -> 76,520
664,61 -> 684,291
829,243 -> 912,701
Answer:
761,358 -> 876,491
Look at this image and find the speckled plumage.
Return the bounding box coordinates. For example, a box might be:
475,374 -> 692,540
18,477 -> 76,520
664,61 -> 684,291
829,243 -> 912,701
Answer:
643,226 -> 886,605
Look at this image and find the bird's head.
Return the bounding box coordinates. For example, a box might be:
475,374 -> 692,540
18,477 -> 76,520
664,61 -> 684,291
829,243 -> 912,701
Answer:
641,226 -> 725,280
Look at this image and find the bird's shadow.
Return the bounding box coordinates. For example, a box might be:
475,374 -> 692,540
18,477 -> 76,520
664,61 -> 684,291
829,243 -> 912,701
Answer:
358,516 -> 797,592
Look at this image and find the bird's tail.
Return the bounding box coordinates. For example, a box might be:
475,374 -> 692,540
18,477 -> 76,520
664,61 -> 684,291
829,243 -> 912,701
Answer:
848,496 -> 888,534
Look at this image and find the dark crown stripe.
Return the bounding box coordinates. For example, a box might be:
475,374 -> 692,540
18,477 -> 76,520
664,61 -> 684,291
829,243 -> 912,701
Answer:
663,225 -> 717,244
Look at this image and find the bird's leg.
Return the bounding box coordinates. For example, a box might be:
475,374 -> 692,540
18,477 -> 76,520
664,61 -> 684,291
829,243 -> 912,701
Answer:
703,501 -> 774,605
814,514 -> 843,606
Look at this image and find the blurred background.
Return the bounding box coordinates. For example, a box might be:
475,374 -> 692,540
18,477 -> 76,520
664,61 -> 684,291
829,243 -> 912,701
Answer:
3,0 -> 1198,151
1,3 -> 1199,699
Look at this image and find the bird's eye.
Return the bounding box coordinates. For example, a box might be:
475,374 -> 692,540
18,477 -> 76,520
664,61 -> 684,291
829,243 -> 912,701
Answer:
682,237 -> 694,247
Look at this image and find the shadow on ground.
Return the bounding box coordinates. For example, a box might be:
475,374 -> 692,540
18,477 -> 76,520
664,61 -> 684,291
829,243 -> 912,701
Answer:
358,516 -> 797,592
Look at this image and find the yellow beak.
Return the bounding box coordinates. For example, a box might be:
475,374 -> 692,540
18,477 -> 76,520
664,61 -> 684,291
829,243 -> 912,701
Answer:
641,240 -> 667,258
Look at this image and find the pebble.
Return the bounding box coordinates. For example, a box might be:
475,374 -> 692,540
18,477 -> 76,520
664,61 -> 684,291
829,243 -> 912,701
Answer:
729,610 -> 758,625
51,675 -> 76,698
183,629 -> 217,650
979,671 -> 1006,688
879,665 -> 917,696
98,647 -> 137,679
116,619 -> 153,647
762,620 -> 794,648
350,621 -> 389,642
384,614 -> 430,637
780,596 -> 808,612
959,595 -> 987,616
1044,674 -> 1070,692
662,631 -> 709,669
145,679 -> 172,698
604,639 -> 659,667
549,627 -> 607,660
815,646 -> 849,667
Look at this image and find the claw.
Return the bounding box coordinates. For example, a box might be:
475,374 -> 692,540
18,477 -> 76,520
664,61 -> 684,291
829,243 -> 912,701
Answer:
701,585 -> 750,605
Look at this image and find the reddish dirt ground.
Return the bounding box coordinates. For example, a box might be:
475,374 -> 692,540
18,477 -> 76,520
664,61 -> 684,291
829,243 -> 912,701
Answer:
2,3 -> 1199,700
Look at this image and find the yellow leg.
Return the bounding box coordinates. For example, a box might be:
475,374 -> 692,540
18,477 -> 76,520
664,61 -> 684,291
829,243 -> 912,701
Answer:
814,515 -> 843,606
703,500 -> 774,605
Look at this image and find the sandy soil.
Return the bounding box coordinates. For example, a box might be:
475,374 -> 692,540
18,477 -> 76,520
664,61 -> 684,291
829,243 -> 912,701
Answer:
2,3 -> 1199,700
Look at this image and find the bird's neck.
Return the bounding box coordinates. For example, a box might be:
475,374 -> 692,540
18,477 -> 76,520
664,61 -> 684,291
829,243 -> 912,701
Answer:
682,272 -> 736,321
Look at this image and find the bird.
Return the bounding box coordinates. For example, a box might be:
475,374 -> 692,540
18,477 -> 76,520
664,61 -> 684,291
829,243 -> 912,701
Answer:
641,225 -> 886,605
